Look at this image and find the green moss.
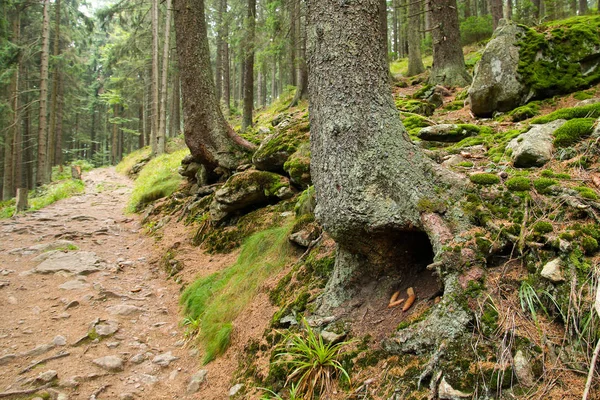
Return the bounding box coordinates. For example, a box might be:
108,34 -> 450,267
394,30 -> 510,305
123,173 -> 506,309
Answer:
457,161 -> 474,167
530,103 -> 600,124
480,301 -> 499,336
555,173 -> 571,180
575,186 -> 599,200
506,176 -> 531,191
532,221 -> 553,234
553,118 -> 595,147
417,198 -> 447,213
517,16 -> 600,100
256,120 -> 310,157
395,98 -> 435,116
470,173 -> 500,185
581,236 -> 599,254
283,142 -> 311,188
295,186 -> 316,217
508,103 -> 540,122
533,177 -> 558,194
573,91 -> 594,100
443,100 -> 465,111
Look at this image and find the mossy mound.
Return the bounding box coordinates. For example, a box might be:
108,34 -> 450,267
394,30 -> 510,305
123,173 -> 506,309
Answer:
283,142 -> 311,189
553,118 -> 596,147
252,118 -> 310,172
418,124 -> 485,143
506,176 -> 531,191
531,101 -> 600,124
517,15 -> 600,100
395,98 -> 436,116
470,173 -> 500,185
401,113 -> 434,138
507,102 -> 540,122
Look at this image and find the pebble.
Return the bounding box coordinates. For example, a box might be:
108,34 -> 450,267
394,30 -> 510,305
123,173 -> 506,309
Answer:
106,304 -> 144,316
94,320 -> 120,336
152,351 -> 178,367
92,355 -> 124,371
53,335 -> 67,346
187,370 -> 208,394
229,383 -> 244,397
130,353 -> 146,364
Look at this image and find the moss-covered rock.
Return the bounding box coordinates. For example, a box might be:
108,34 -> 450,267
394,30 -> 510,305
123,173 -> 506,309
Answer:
508,102 -> 540,122
395,98 -> 436,116
533,177 -> 558,194
209,170 -> 293,222
283,142 -> 311,189
553,118 -> 596,147
417,124 -> 482,142
507,119 -> 565,167
470,173 -> 500,185
252,119 -> 310,172
506,176 -> 531,191
530,102 -> 600,124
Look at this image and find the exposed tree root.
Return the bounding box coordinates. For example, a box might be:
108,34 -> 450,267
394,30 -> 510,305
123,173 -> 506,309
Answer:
0,383 -> 53,399
19,351 -> 69,374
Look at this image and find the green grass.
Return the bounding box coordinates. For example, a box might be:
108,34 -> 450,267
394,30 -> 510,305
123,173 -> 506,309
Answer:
390,55 -> 433,76
116,146 -> 152,175
127,149 -> 188,212
181,221 -> 295,364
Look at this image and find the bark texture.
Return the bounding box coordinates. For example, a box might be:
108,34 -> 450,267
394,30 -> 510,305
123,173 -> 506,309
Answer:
429,0 -> 471,87
173,0 -> 255,174
407,0 -> 425,76
36,0 -> 51,186
157,0 -> 172,155
242,0 -> 256,131
307,0 -> 443,307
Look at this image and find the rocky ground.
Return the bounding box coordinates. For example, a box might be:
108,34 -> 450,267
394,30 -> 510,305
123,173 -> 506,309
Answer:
0,168 -> 208,399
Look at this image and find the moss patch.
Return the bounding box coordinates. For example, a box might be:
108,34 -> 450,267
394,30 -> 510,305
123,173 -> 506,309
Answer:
470,173 -> 500,185
506,176 -> 531,191
283,142 -> 311,188
507,103 -> 540,122
530,102 -> 600,124
553,118 -> 595,147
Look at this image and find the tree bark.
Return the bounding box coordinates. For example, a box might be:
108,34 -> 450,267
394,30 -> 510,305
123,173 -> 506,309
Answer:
428,0 -> 471,87
407,0 -> 425,76
223,41 -> 231,114
36,0 -> 51,186
151,0 -> 160,155
578,0 -> 588,14
3,11 -> 20,200
170,66 -> 181,137
289,0 -> 297,87
54,74 -> 63,166
242,0 -> 255,131
157,0 -> 172,155
287,0 -> 308,108
172,0 -> 255,175
489,0 -> 503,29
48,0 -> 61,176
111,105 -> 118,165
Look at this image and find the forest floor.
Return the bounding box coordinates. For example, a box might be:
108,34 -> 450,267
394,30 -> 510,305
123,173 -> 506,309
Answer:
0,168 -> 219,399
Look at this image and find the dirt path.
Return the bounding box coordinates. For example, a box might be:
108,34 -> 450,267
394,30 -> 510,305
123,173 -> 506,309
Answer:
0,168 -> 203,399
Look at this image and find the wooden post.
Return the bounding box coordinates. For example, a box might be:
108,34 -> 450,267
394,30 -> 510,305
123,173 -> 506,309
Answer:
15,188 -> 28,213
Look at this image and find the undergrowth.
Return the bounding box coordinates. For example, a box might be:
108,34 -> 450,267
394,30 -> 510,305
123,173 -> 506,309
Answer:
116,146 -> 152,175
181,220 -> 296,364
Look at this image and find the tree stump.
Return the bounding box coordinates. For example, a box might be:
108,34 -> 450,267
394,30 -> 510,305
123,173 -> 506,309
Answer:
71,165 -> 82,180
15,188 -> 28,213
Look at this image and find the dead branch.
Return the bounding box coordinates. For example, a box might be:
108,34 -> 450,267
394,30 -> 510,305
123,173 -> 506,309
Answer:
19,351 -> 70,374
0,383 -> 53,398
90,384 -> 110,400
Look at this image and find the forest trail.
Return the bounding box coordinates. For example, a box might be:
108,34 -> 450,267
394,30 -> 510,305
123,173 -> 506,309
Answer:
0,168 -> 203,399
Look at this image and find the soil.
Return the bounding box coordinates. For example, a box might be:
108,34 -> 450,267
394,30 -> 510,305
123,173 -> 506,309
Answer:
0,168 -> 239,399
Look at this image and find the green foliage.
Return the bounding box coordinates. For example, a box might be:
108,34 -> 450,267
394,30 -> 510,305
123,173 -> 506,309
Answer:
581,236 -> 599,254
553,118 -> 595,147
470,173 -> 500,185
532,221 -> 553,234
116,146 -> 152,175
181,222 -> 294,364
573,91 -> 594,100
506,176 -> 531,191
443,100 -> 465,111
460,15 -> 494,45
401,113 -> 434,137
574,186 -> 599,200
533,177 -> 558,194
127,149 -> 188,212
275,318 -> 353,400
517,16 -> 600,99
530,103 -> 600,124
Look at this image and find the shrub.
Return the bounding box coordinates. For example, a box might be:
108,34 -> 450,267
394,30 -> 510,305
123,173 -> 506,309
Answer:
506,177 -> 531,191
553,118 -> 595,147
470,173 -> 500,185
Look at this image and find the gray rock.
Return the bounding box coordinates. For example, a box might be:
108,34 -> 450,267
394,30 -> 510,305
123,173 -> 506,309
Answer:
195,164 -> 208,186
469,22 -> 530,117
253,133 -> 295,171
130,353 -> 147,364
593,117 -> 600,138
119,394 -> 134,400
289,224 -> 321,247
53,335 -> 67,346
106,341 -> 120,349
33,251 -> 102,275
139,374 -> 158,385
229,383 -> 244,397
20,343 -> 55,357
35,370 -> 58,383
514,350 -> 535,387
187,370 -> 208,394
417,124 -> 477,143
0,354 -> 17,365
507,120 -> 566,168
575,98 -> 600,107
92,355 -> 124,371
179,162 -> 202,179
106,304 -> 144,316
152,351 -> 178,367
540,258 -> 564,282
94,320 -> 120,336
8,240 -> 76,255
59,279 -> 90,290
438,376 -> 471,399
320,330 -> 346,344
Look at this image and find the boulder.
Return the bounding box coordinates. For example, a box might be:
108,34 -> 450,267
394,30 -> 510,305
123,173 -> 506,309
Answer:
506,120 -> 566,167
283,142 -> 311,188
252,120 -> 310,171
417,124 -> 480,142
469,22 -> 529,117
209,170 -> 293,222
179,162 -> 202,179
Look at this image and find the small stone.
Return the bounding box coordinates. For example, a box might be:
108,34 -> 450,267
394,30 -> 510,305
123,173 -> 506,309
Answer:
169,370 -> 179,380
514,350 -> 534,387
120,394 -> 134,400
438,377 -> 471,399
92,355 -> 124,371
0,354 -> 17,365
107,304 -> 144,316
540,258 -> 564,282
130,353 -> 146,364
94,320 -> 120,336
229,383 -> 244,397
152,351 -> 178,367
106,341 -> 120,349
139,374 -> 158,385
59,279 -> 89,291
64,300 -> 80,310
187,370 -> 208,394
8,296 -> 17,304
320,330 -> 346,344
53,335 -> 67,346
35,370 -> 58,383
174,340 -> 185,347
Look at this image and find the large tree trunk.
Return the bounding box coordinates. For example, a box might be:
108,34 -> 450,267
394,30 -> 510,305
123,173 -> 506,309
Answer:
489,0 -> 503,29
223,41 -> 231,114
151,0 -> 160,155
48,0 -> 61,176
578,0 -> 588,14
407,0 -> 425,76
242,0 -> 256,131
157,0 -> 172,155
172,0 -> 255,175
428,0 -> 471,87
170,66 -> 181,137
36,0 -> 51,186
54,75 -> 63,166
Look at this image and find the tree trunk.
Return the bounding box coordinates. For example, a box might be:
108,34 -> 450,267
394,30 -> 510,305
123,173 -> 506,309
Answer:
54,74 -> 63,166
407,0 -> 425,76
139,104 -> 145,148
48,0 -> 61,176
151,0 -> 160,155
489,0 -> 503,28
271,57 -> 278,102
428,0 -> 471,87
157,0 -> 172,155
392,0 -> 399,58
464,0 -> 472,17
504,0 -> 512,20
223,41 -> 231,114
144,68 -> 151,147
261,61 -> 267,106
36,0 -> 51,186
3,11 -> 20,200
578,0 -> 588,14
170,67 -> 181,137
172,0 -> 256,175
289,0 -> 297,87
112,105 -> 118,165
287,0 -> 308,108
242,0 -> 255,132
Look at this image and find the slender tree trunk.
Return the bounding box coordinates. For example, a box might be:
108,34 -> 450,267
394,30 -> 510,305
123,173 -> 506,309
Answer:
36,0 -> 51,186
48,0 -> 61,176
223,41 -> 231,114
215,0 -> 225,102
271,57 -> 277,102
90,102 -> 97,159
504,0 -> 512,20
242,0 -> 256,131
392,0 -> 399,58
289,0 -> 297,87
261,61 -> 267,106
23,68 -> 33,190
54,75 -> 63,165
3,11 -> 20,200
112,105 -> 118,165
151,0 -> 160,155
407,0 -> 425,76
172,0 -> 256,175
578,0 -> 588,14
465,0 -> 472,17
489,0 -> 503,28
13,16 -> 23,192
288,0 -> 308,108
157,0 -> 172,155
144,68 -> 151,147
428,0 -> 471,86
139,104 -> 145,148
170,67 -> 181,137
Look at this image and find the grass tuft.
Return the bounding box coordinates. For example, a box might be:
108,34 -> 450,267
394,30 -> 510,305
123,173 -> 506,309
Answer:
116,146 -> 152,175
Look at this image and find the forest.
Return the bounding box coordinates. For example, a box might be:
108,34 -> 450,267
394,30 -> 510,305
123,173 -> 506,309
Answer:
1,0 -> 600,398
